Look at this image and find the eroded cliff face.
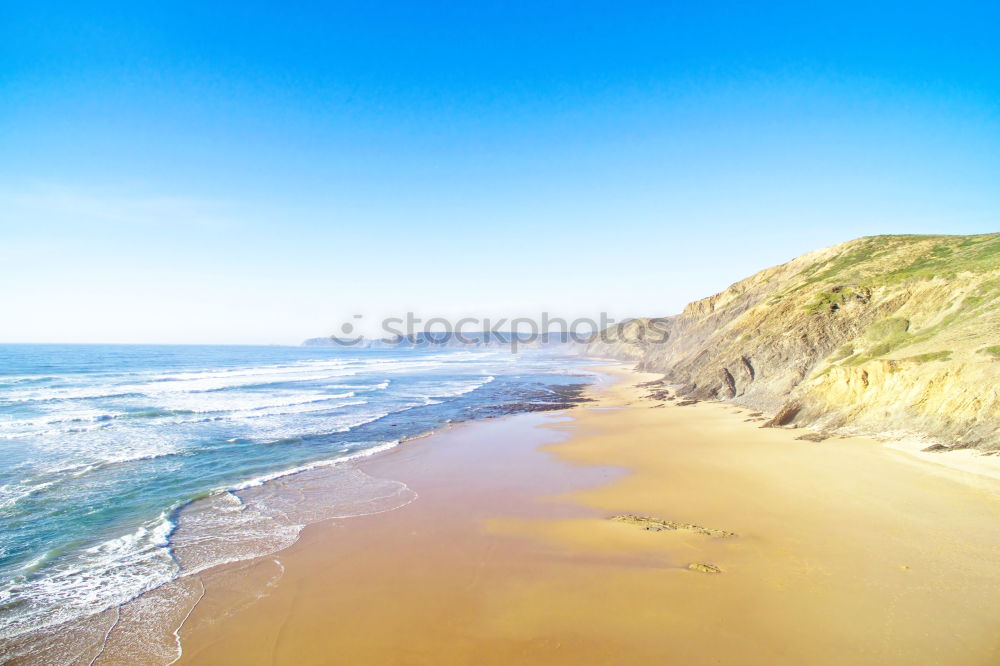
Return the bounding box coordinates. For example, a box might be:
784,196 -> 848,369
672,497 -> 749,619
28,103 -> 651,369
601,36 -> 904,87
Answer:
590,234 -> 1000,451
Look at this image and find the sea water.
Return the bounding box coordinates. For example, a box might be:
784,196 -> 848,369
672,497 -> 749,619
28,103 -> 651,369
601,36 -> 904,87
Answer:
0,344 -> 593,655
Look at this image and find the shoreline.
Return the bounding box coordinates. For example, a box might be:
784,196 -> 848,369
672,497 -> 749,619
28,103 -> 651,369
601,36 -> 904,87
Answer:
1,365 -> 599,664
171,363 -> 1000,665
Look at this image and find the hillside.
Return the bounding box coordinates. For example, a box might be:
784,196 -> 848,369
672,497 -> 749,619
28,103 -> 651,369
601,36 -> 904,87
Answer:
589,233 -> 1000,451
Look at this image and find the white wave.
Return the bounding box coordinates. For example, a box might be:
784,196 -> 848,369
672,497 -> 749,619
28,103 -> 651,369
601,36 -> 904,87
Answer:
327,380 -> 391,391
392,375 -> 495,404
27,431 -> 187,476
228,440 -> 401,491
0,480 -> 58,511
0,374 -> 57,383
449,375 -> 495,394
0,426 -> 103,441
0,391 -> 363,445
0,408 -> 120,435
0,443 -> 185,512
147,360 -> 352,382
85,512 -> 175,555
2,366 -> 362,404
154,390 -> 355,416
0,512 -> 180,641
221,397 -> 364,421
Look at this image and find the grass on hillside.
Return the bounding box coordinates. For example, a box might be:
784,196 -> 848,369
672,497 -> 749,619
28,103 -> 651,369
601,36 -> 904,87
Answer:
792,233 -> 1000,295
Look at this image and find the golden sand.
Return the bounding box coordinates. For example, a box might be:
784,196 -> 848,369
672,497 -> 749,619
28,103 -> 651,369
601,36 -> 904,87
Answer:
176,366 -> 1000,665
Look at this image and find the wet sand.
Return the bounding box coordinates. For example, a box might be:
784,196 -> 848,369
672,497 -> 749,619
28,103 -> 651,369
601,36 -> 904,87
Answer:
176,365 -> 1000,665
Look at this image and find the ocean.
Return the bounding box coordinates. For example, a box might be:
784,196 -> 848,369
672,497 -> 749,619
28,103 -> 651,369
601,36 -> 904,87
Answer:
0,344 -> 593,657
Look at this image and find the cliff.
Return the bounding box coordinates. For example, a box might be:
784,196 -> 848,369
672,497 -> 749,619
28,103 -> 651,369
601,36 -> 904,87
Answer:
590,233 -> 1000,451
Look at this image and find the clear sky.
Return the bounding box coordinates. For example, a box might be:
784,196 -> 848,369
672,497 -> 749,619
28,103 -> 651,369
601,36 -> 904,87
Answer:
2,2 -> 998,344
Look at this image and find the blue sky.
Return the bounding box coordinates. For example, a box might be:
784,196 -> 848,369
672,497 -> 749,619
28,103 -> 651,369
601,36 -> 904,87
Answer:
2,1 -> 998,343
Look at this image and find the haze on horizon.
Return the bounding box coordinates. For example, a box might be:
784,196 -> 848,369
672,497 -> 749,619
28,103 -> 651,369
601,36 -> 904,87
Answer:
1,2 -> 998,345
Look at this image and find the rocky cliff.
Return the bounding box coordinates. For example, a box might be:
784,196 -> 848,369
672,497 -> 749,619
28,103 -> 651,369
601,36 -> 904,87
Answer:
590,234 -> 1000,451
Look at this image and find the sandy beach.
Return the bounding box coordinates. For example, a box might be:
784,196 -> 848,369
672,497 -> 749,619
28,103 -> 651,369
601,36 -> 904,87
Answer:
174,365 -> 1000,665
9,6 -> 1000,664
